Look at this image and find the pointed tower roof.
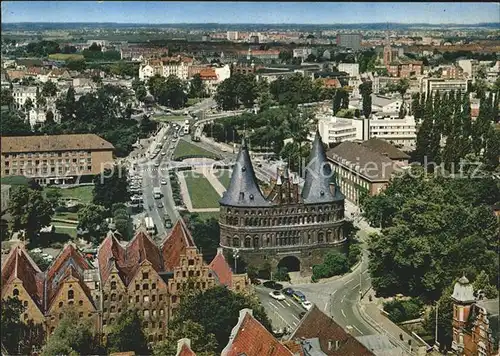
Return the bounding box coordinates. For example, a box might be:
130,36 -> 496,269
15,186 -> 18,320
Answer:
451,275 -> 475,304
301,131 -> 338,204
220,138 -> 272,207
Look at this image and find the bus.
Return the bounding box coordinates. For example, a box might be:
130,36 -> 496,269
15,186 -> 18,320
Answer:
144,217 -> 156,235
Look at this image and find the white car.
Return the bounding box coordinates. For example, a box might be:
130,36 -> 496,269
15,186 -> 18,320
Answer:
154,162 -> 160,167
269,291 -> 286,301
160,179 -> 167,185
161,151 -> 166,156
301,301 -> 313,311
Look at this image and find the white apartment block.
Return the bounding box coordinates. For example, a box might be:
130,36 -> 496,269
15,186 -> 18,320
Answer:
12,85 -> 37,109
293,48 -> 312,58
162,61 -> 189,81
338,63 -> 360,77
457,59 -> 478,79
317,114 -> 417,149
227,31 -> 239,41
421,78 -> 469,95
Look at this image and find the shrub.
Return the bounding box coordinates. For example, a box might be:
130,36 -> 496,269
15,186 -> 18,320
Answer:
383,297 -> 424,323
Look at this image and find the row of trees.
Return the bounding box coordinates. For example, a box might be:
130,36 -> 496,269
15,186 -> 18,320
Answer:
412,90 -> 499,172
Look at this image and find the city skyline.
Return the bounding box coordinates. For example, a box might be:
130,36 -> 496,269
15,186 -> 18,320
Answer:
2,1 -> 500,25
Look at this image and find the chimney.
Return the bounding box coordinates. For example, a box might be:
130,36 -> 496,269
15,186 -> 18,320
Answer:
176,338 -> 191,355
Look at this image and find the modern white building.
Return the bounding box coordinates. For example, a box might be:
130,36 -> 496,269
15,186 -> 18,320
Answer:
457,59 -> 479,79
12,85 -> 37,109
317,113 -> 417,150
421,78 -> 469,95
293,48 -> 313,58
371,94 -> 403,113
338,63 -> 360,78
227,31 -> 239,41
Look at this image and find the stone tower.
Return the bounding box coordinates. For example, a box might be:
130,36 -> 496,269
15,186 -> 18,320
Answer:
451,275 -> 476,354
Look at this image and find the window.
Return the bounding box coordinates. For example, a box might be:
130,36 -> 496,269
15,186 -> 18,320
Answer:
111,293 -> 116,301
135,296 -> 139,303
159,294 -> 163,301
110,306 -> 115,313
23,300 -> 28,307
143,272 -> 149,279
13,289 -> 19,296
135,284 -> 140,290
143,310 -> 149,318
152,295 -> 156,302
188,259 -> 194,266
111,281 -> 116,290
143,295 -> 149,303
79,312 -> 83,318
67,289 -> 74,300
59,301 -> 63,308
143,283 -> 149,290
172,295 -> 178,303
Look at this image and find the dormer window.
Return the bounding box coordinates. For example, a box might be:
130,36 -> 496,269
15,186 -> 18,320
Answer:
239,192 -> 245,200
249,194 -> 254,200
241,166 -> 246,172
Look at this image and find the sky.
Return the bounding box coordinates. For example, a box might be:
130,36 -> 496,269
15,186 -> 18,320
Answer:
2,1 -> 500,24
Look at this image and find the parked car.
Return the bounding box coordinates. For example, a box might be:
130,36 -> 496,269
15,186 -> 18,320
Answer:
269,290 -> 286,301
160,179 -> 167,185
301,301 -> 313,311
292,291 -> 306,303
31,248 -> 42,254
154,162 -> 160,167
299,311 -> 306,319
263,281 -> 283,290
157,202 -> 164,209
250,278 -> 261,285
282,287 -> 294,296
164,218 -> 172,228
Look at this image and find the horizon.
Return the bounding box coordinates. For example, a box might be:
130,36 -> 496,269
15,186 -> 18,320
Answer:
2,1 -> 500,25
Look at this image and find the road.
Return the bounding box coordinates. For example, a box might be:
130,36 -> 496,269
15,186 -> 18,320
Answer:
254,286 -> 305,333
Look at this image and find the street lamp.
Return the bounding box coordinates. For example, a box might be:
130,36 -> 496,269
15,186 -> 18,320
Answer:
233,249 -> 240,273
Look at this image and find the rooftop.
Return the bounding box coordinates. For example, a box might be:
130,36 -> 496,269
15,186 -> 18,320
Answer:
1,134 -> 114,153
361,138 -> 410,160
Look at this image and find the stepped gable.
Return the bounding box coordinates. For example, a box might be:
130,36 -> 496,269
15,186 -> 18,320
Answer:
123,228 -> 164,282
301,130 -> 339,204
97,231 -> 127,284
161,219 -> 196,272
208,248 -> 233,288
45,243 -> 94,310
222,309 -> 293,356
1,244 -> 44,309
289,304 -> 375,356
220,138 -> 272,208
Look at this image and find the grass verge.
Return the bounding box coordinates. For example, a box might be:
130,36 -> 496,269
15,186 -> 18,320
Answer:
182,172 -> 221,209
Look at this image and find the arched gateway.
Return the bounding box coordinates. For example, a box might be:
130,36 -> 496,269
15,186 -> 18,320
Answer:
277,256 -> 301,272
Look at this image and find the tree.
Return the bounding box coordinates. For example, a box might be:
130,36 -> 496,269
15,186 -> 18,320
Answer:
66,59 -> 87,72
93,166 -> 129,210
106,309 -> 148,355
1,111 -> 33,136
42,80 -> 58,97
278,50 -> 292,64
473,270 -> 499,299
135,84 -> 147,103
172,286 -> 272,352
56,86 -> 76,121
8,186 -> 53,244
23,97 -> 34,112
1,88 -> 14,108
359,81 -> 372,119
88,42 -> 102,52
1,297 -> 24,354
362,166 -> 499,300
273,267 -> 291,282
45,188 -> 62,210
215,74 -> 259,110
42,310 -> 102,356
153,75 -> 188,109
189,73 -> 207,98
184,214 -> 220,263
423,283 -> 454,352
153,320 -> 218,356
77,204 -> 106,243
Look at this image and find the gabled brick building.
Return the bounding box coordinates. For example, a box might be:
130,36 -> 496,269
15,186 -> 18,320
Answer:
1,220 -> 251,347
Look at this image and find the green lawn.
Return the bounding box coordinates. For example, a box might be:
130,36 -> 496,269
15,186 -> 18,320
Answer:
47,186 -> 94,204
216,170 -> 233,189
54,226 -> 77,238
195,211 -> 220,221
53,211 -> 79,221
182,172 -> 221,209
48,53 -> 85,61
173,139 -> 220,160
186,98 -> 202,107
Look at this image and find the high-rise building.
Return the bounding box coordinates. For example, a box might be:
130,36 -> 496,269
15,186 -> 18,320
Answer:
336,33 -> 362,50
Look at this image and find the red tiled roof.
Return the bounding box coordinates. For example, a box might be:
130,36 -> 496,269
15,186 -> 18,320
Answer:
97,231 -> 127,284
199,68 -> 218,80
45,244 -> 93,310
123,230 -> 164,282
1,245 -> 44,310
222,310 -> 293,356
290,305 -> 375,356
178,343 -> 196,356
161,219 -> 196,271
209,249 -> 233,288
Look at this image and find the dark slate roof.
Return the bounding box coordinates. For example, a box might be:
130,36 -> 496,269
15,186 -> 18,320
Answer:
361,138 -> 410,160
301,131 -> 342,204
220,139 -> 272,208
327,141 -> 395,182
